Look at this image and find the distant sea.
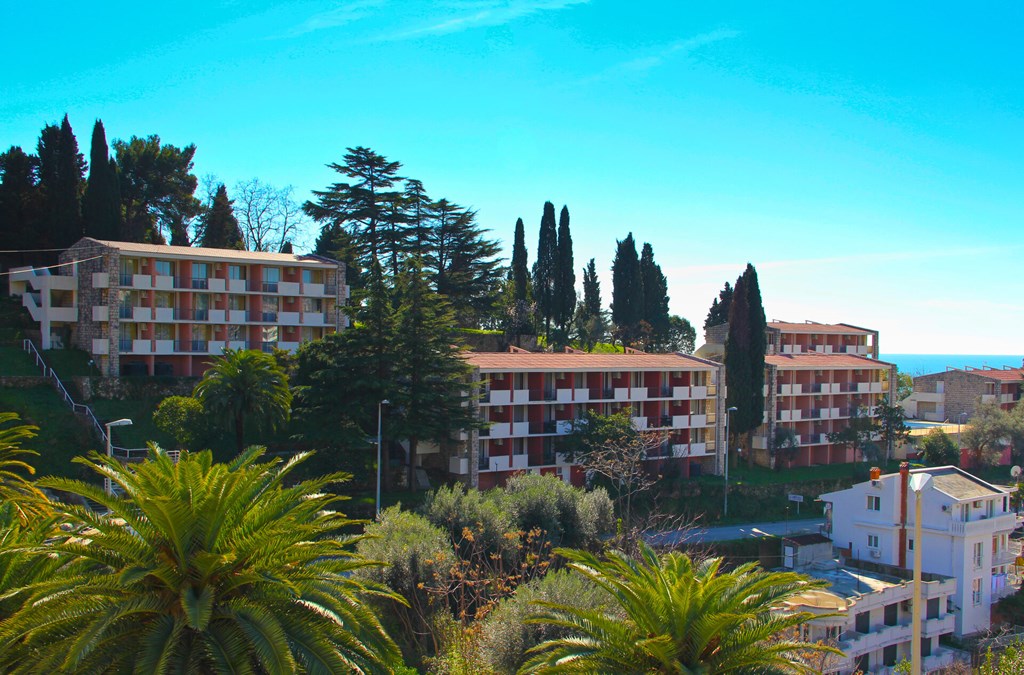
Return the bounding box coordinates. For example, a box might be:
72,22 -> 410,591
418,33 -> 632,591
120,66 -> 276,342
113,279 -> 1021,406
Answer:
881,354 -> 1024,376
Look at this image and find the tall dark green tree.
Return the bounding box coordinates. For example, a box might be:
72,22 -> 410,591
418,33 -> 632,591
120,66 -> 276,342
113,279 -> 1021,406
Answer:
723,272 -> 751,467
390,261 -> 479,491
667,315 -> 696,354
0,147 -> 43,253
552,205 -> 576,342
639,242 -> 670,351
81,120 -> 122,241
532,201 -> 558,340
37,116 -> 86,248
314,223 -> 360,288
403,178 -> 432,258
199,184 -> 243,249
574,258 -> 606,352
610,233 -> 642,346
704,281 -> 734,330
426,200 -> 502,328
114,135 -> 202,243
303,147 -> 403,282
743,263 -> 767,464
510,217 -> 529,303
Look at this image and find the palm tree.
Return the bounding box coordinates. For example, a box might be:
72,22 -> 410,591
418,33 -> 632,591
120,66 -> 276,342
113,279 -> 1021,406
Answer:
0,413 -> 47,522
0,446 -> 403,673
520,544 -> 839,674
194,348 -> 292,454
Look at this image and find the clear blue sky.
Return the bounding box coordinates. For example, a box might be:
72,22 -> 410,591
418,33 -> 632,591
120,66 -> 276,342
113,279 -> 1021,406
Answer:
3,1 -> 1022,354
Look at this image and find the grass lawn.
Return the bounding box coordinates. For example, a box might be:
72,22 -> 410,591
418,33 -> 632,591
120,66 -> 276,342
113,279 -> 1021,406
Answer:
698,461 -> 895,487
88,398 -> 175,450
0,386 -> 98,479
0,345 -> 44,376
43,348 -> 100,377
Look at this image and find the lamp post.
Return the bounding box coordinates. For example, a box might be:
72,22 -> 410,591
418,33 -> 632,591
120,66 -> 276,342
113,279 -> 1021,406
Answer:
724,406 -> 737,518
957,412 -> 967,448
104,418 -> 133,496
909,472 -> 933,675
376,400 -> 389,518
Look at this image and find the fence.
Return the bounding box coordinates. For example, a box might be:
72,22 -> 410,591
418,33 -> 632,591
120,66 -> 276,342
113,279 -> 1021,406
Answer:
22,338 -> 151,460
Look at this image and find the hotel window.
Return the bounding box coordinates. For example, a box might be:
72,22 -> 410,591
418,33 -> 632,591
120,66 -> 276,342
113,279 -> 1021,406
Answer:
228,265 -> 246,280
972,578 -> 982,605
154,292 -> 172,309
908,538 -> 914,551
302,297 -> 323,313
867,495 -> 881,511
228,325 -> 244,342
228,294 -> 246,311
154,260 -> 173,276
194,294 -> 210,320
302,269 -> 322,284
192,263 -> 209,289
263,267 -> 280,292
867,534 -> 879,549
154,324 -> 174,340
974,542 -> 983,568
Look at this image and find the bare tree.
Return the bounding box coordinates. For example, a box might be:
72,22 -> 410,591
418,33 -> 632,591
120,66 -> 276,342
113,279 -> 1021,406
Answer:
233,178 -> 309,252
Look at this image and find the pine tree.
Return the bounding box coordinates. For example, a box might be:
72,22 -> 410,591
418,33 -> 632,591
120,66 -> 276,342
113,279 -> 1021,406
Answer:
390,261 -> 478,491
37,116 -> 85,248
303,147 -> 403,281
314,223 -> 360,288
280,241 -> 293,254
639,242 -> 670,351
552,205 -> 576,343
611,233 -> 642,346
574,258 -> 607,351
0,147 -> 43,254
724,272 -> 751,468
510,217 -> 529,302
82,120 -> 122,241
532,201 -> 558,340
403,179 -> 432,258
704,282 -> 734,330
426,200 -> 502,328
199,184 -> 243,249
114,135 -> 201,243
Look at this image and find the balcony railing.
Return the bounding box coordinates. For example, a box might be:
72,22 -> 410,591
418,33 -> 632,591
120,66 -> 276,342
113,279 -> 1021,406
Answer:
260,341 -> 278,353
173,308 -> 211,321
119,273 -> 134,286
118,305 -> 132,319
118,339 -> 133,352
262,281 -> 278,293
172,340 -> 209,353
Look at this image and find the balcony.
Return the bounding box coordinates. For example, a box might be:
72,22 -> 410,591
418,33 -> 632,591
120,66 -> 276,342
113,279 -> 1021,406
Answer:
153,339 -> 175,354
301,312 -> 327,326
119,273 -> 134,287
573,387 -> 590,402
279,281 -> 300,295
118,339 -> 133,353
512,389 -> 530,404
488,389 -> 512,406
91,338 -> 109,355
630,387 -> 648,400
153,307 -> 174,322
279,311 -> 301,325
208,278 -> 226,293
449,456 -> 470,475
632,416 -> 648,430
92,272 -> 110,288
691,386 -> 708,399
260,341 -> 278,353
154,274 -> 175,290
673,386 -> 691,399
92,306 -> 108,322
304,282 -> 326,296
173,340 -> 209,353
227,279 -> 246,293
262,281 -> 279,293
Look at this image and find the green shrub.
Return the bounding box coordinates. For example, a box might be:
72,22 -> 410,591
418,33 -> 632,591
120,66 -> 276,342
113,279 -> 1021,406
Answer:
422,484 -> 519,561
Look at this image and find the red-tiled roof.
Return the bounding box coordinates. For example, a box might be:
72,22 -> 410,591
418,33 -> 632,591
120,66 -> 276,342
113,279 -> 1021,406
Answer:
462,352 -> 718,371
769,321 -> 874,335
765,353 -> 893,370
962,368 -> 1024,382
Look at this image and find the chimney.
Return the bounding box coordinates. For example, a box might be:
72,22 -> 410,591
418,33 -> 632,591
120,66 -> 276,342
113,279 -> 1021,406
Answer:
870,466 -> 881,480
898,462 -> 910,568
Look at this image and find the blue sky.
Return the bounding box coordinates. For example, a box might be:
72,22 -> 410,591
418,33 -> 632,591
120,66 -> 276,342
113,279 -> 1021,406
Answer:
2,1 -> 1022,354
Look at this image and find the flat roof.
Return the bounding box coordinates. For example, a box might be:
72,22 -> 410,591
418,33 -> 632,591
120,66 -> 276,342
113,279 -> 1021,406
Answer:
461,352 -> 719,372
912,466 -> 1011,501
765,352 -> 892,369
74,238 -> 340,267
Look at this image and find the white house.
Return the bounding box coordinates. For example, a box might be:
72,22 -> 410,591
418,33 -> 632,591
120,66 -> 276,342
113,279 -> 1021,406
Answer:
782,535 -> 959,674
821,464 -> 1017,637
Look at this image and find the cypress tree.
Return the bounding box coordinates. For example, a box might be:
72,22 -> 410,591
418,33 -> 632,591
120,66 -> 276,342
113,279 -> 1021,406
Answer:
553,205 -> 576,340
639,242 -> 670,351
742,263 -> 767,464
574,258 -> 607,352
510,217 -> 529,302
704,282 -> 734,329
610,233 -> 642,345
55,115 -> 85,246
0,146 -> 43,253
199,184 -> 243,249
280,241 -> 293,254
724,272 -> 751,466
83,120 -> 122,241
532,201 -> 558,340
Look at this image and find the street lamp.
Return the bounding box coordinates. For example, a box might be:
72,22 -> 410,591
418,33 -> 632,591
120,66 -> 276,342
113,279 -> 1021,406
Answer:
376,400 -> 390,517
909,472 -> 933,675
104,418 -> 132,496
957,412 -> 967,448
724,406 -> 738,518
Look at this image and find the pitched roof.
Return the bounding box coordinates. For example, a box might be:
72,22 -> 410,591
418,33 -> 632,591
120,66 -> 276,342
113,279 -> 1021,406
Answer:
76,238 -> 340,266
910,466 -> 1010,500
769,321 -> 874,335
461,352 -> 719,372
765,352 -> 893,370
962,367 -> 1024,383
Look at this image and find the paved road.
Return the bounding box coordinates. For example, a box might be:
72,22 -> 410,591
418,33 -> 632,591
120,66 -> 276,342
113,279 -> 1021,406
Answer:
648,517 -> 826,546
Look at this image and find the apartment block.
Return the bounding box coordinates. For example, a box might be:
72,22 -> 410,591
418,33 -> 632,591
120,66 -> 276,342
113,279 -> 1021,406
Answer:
822,465 -> 1017,637
782,535 -> 958,674
449,351 -> 725,488
903,366 -> 1023,422
9,238 -> 347,376
698,320 -> 895,467
767,321 -> 879,359
754,352 -> 897,467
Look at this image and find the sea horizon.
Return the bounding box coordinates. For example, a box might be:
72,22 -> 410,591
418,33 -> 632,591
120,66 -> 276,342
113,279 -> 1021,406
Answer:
881,353 -> 1024,376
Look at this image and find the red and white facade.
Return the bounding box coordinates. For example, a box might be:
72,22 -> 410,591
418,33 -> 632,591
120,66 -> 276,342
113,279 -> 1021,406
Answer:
452,351 -> 725,488
9,238 -> 347,377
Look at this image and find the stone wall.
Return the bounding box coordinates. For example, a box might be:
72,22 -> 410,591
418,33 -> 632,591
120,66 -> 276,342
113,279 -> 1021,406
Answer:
0,376 -> 48,389
704,322 -> 729,346
60,240 -> 118,376
72,375 -> 198,402
912,370 -> 996,421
